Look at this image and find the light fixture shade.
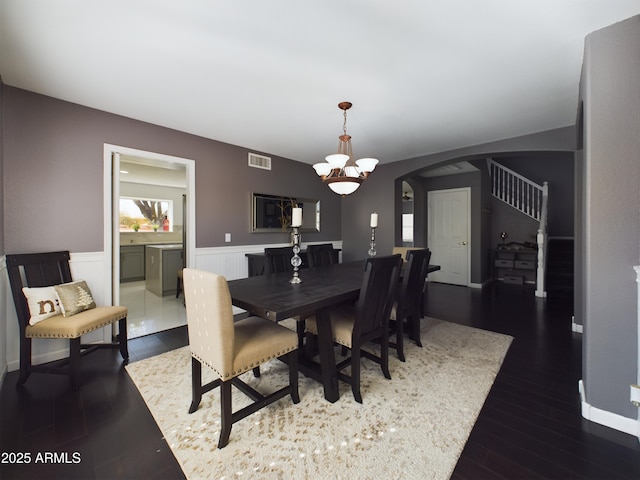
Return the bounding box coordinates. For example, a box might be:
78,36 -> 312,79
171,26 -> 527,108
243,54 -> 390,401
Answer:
313,162 -> 333,177
328,180 -> 360,195
325,153 -> 349,169
344,166 -> 360,178
356,158 -> 379,172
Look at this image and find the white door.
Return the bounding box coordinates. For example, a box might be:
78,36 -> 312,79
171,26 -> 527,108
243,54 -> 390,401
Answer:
428,188 -> 470,286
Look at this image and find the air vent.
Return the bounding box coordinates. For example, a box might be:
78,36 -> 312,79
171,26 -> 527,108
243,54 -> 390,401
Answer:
248,153 -> 271,170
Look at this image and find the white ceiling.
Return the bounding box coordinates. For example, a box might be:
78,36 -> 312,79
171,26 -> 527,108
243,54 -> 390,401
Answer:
1,1 -> 639,166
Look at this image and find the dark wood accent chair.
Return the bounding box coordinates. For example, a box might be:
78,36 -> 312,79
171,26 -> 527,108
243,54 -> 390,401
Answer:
264,246 -> 295,274
389,248 -> 432,361
306,243 -> 338,268
304,254 -> 402,403
183,268 -> 299,448
6,251 -> 128,391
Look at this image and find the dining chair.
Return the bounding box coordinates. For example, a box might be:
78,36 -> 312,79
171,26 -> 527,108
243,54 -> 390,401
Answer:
391,246 -> 423,262
264,246 -> 295,274
304,254 -> 402,403
6,251 -> 129,391
389,248 -> 432,361
183,268 -> 300,448
306,243 -> 338,268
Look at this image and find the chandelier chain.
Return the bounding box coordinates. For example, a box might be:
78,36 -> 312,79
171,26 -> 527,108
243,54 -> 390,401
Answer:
343,109 -> 348,136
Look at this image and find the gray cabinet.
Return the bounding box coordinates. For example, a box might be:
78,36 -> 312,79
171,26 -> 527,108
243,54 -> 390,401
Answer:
120,245 -> 145,282
145,245 -> 183,296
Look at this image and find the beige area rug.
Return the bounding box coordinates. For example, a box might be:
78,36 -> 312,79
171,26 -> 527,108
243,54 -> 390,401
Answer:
125,318 -> 512,480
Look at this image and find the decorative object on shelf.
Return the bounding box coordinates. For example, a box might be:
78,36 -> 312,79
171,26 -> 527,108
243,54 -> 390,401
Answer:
500,231 -> 508,246
368,213 -> 378,257
289,207 -> 303,284
313,102 -> 379,196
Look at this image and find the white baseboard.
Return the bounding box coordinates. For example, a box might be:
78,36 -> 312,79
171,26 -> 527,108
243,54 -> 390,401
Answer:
572,316 -> 583,334
579,380 -> 639,437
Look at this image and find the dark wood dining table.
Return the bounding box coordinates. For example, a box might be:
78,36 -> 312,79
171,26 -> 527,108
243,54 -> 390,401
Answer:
227,260 -> 441,402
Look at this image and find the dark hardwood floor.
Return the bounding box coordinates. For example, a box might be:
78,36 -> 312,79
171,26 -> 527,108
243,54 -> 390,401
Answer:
1,282 -> 639,479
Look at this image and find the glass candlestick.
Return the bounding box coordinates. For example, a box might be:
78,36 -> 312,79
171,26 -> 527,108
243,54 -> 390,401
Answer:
368,227 -> 377,257
290,226 -> 302,283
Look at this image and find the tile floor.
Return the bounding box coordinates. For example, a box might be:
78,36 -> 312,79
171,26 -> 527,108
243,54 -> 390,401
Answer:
119,280 -> 187,339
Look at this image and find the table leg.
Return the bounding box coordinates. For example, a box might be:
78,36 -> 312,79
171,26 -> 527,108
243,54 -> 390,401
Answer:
315,307 -> 340,402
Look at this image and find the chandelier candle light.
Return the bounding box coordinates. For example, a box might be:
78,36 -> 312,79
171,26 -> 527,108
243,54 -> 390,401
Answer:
313,102 -> 379,196
368,213 -> 378,257
290,207 -> 303,284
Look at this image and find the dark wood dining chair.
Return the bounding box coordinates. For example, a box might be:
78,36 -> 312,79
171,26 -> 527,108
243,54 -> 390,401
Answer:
264,246 -> 295,274
389,248 -> 432,361
6,251 -> 129,391
304,254 -> 402,403
183,268 -> 300,448
306,243 -> 338,268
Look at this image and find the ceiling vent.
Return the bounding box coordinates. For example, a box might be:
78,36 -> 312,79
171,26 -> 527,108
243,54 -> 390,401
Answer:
248,153 -> 271,170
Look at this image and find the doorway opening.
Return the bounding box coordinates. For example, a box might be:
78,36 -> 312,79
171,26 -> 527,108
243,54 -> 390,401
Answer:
103,144 -> 196,338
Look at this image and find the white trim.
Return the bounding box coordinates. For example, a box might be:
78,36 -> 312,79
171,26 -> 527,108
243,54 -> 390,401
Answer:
572,316 -> 583,334
579,380 -> 639,437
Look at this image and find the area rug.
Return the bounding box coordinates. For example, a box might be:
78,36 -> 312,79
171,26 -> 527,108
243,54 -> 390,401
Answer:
125,318 -> 512,480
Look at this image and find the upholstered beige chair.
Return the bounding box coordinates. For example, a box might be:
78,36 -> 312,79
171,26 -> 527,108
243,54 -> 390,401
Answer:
183,268 -> 300,449
305,255 -> 401,403
6,251 -> 128,391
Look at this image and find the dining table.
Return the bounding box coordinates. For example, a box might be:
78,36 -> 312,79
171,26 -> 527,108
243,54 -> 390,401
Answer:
227,259 -> 441,403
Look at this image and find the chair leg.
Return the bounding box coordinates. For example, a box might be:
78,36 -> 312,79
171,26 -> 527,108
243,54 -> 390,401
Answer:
17,337 -> 32,386
288,351 -> 300,404
176,275 -> 182,298
395,317 -> 406,362
351,348 -> 362,404
188,357 -> 203,414
69,337 -> 81,391
218,380 -> 233,449
252,367 -> 261,377
381,334 -> 391,380
411,315 -> 423,347
118,317 -> 129,360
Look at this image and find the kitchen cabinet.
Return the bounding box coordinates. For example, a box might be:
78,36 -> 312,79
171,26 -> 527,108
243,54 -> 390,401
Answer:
145,244 -> 183,296
120,245 -> 145,282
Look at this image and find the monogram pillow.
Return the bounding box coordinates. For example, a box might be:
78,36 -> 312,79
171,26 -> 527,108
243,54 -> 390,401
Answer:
54,280 -> 97,317
22,286 -> 62,325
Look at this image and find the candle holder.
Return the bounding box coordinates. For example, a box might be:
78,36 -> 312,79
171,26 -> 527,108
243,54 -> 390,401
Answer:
368,227 -> 377,257
289,226 -> 302,283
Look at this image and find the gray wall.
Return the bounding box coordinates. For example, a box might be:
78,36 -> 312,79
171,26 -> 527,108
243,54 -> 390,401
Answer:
580,15 -> 640,419
1,87 -> 341,255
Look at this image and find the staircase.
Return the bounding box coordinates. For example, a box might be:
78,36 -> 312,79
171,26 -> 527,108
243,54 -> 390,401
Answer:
487,158 -> 549,297
545,238 -> 574,303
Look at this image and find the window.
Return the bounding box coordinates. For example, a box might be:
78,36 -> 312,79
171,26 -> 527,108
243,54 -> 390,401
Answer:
119,197 -> 173,232
402,214 -> 414,243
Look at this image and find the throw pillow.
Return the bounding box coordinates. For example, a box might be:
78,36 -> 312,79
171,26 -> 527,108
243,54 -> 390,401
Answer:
22,286 -> 62,325
54,280 -> 97,317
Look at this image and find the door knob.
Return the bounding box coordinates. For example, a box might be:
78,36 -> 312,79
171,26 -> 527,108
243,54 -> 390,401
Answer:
459,241 -> 468,246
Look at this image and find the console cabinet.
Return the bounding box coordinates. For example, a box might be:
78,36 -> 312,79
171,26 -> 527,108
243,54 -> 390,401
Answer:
493,248 -> 537,287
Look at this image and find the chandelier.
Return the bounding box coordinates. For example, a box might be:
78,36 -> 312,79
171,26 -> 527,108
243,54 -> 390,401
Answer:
313,102 -> 378,195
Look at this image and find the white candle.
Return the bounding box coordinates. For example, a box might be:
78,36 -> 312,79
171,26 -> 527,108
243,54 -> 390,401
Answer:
370,213 -> 378,228
292,207 -> 303,227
